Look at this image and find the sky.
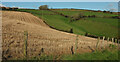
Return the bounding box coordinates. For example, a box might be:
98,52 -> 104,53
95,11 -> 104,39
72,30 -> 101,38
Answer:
1,0 -> 119,2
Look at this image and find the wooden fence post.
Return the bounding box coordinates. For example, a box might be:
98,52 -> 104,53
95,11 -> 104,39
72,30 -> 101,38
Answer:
75,35 -> 78,54
115,39 -> 118,46
112,38 -> 114,45
96,37 -> 100,50
24,31 -> 28,59
118,39 -> 120,51
102,36 -> 105,48
107,37 -> 109,47
71,46 -> 74,55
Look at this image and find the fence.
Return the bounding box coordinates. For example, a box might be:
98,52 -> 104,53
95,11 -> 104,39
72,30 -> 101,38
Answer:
2,31 -> 120,60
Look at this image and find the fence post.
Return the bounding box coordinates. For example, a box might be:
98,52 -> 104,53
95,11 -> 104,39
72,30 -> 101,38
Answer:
102,36 -> 105,48
96,37 -> 100,51
24,31 -> 28,59
107,37 -> 109,47
115,39 -> 118,46
118,39 -> 120,51
71,46 -> 74,55
112,38 -> 114,45
75,35 -> 78,54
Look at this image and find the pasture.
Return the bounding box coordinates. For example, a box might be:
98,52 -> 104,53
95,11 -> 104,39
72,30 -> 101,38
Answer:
16,9 -> 119,38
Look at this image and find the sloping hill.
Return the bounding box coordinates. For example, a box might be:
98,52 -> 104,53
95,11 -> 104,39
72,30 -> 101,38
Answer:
2,11 -> 114,60
16,9 -> 119,38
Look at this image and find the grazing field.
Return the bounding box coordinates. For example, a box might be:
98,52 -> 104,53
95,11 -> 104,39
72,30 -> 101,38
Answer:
52,10 -> 118,17
16,9 -> 119,38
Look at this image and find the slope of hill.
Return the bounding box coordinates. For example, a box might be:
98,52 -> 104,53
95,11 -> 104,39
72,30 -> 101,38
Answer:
16,9 -> 119,38
2,11 -> 114,60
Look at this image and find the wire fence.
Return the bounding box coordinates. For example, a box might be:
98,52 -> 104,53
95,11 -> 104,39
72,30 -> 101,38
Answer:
2,31 -> 120,59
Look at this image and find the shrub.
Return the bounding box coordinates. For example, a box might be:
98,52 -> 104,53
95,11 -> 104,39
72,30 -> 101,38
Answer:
12,7 -> 18,10
69,28 -> 73,33
85,32 -> 88,36
91,15 -> 96,17
1,7 -> 6,10
88,15 -> 96,18
103,10 -> 107,13
85,32 -> 98,38
71,13 -> 84,21
110,12 -> 113,14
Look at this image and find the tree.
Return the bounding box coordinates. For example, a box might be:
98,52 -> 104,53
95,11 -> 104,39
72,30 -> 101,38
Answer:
103,10 -> 107,13
39,5 -> 49,10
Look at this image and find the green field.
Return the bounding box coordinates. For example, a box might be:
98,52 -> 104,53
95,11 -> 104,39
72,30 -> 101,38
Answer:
53,10 -> 118,17
32,50 -> 119,60
61,50 -> 119,60
19,48 -> 119,60
16,9 -> 119,38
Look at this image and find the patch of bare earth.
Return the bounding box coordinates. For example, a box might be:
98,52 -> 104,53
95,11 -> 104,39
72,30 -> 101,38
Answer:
2,11 -> 114,60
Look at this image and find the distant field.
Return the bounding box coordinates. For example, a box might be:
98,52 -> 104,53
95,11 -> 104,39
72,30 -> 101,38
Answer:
53,10 -> 118,17
16,9 -> 119,38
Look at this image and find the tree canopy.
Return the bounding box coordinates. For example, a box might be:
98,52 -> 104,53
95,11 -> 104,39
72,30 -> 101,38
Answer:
39,5 -> 49,10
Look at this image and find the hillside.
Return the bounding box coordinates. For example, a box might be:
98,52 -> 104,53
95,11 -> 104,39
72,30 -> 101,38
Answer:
16,9 -> 119,38
2,11 -> 115,60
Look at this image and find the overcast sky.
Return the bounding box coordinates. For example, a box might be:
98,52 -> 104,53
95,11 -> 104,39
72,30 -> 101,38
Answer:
1,0 -> 119,2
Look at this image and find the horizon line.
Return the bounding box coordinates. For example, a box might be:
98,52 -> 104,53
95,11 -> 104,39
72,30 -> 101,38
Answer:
0,1 -> 120,3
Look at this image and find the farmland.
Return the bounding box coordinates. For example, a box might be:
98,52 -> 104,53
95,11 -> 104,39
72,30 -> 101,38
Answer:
16,9 -> 119,38
3,11 -> 113,60
2,8 -> 120,60
53,10 -> 117,17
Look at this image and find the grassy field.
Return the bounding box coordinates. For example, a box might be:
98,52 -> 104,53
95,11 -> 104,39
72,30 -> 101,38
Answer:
61,50 -> 119,60
20,47 -> 119,60
16,9 -> 119,38
31,50 -> 119,60
53,10 -> 118,17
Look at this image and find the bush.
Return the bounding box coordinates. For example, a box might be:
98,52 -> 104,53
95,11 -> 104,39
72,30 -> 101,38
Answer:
71,13 -> 84,21
110,12 -> 113,14
12,7 -> 18,10
88,15 -> 96,18
85,32 -> 98,38
69,28 -> 73,33
103,10 -> 107,13
39,5 -> 49,10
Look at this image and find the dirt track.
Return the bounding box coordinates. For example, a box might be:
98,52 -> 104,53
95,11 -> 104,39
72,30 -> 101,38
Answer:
2,11 -> 114,60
